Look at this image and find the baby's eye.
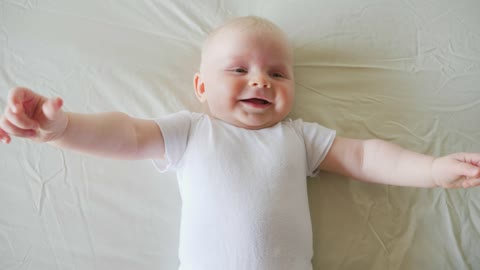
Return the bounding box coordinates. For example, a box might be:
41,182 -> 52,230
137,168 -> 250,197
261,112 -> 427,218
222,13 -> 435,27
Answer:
232,68 -> 247,73
271,72 -> 284,78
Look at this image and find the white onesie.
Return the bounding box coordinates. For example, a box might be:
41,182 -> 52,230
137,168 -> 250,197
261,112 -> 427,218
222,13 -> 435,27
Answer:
153,111 -> 336,270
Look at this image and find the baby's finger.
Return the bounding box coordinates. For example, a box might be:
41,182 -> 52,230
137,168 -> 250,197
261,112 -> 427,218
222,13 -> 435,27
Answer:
0,128 -> 11,144
4,107 -> 39,130
0,117 -> 36,138
463,178 -> 480,188
453,162 -> 480,178
454,152 -> 480,166
7,87 -> 33,111
42,97 -> 63,120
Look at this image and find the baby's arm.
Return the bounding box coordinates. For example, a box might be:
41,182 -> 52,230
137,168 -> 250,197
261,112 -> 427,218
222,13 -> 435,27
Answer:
0,87 -> 165,160
53,112 -> 164,159
320,137 -> 480,188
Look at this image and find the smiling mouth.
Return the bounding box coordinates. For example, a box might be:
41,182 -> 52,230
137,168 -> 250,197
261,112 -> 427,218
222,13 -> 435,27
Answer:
240,98 -> 271,105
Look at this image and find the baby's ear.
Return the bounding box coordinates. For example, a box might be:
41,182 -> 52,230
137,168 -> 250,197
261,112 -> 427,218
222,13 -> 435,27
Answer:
193,73 -> 207,103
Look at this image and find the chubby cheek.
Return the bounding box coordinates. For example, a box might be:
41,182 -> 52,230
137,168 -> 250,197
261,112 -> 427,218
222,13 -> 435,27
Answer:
206,91 -> 235,116
276,87 -> 294,113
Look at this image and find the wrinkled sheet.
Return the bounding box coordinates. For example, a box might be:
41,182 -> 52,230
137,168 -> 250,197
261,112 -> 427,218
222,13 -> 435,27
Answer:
1,0 -> 480,269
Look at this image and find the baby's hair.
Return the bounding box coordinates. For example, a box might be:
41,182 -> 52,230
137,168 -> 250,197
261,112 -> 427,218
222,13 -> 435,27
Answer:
200,16 -> 288,70
209,16 -> 282,36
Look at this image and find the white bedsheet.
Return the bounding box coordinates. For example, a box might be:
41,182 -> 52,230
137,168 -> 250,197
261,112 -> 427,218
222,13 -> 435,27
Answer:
1,1 -> 479,269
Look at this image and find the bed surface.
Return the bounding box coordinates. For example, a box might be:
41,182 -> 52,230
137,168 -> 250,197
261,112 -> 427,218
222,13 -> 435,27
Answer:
1,1 -> 480,269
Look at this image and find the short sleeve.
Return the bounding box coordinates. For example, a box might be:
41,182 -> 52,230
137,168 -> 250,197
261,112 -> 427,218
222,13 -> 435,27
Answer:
294,119 -> 336,177
151,111 -> 192,172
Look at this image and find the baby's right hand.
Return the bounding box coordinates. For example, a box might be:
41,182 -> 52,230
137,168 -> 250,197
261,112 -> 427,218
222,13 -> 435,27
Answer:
0,87 -> 68,144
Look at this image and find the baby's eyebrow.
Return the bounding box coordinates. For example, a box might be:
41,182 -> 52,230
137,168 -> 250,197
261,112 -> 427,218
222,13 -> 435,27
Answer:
228,55 -> 249,62
270,62 -> 288,68
222,57 -> 248,67
269,63 -> 291,72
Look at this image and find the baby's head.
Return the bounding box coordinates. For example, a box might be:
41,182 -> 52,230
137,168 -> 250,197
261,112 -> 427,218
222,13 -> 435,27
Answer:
194,16 -> 294,130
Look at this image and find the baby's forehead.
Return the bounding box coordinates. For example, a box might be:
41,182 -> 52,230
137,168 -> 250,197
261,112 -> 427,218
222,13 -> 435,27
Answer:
206,17 -> 288,46
202,19 -> 292,58
199,17 -> 293,71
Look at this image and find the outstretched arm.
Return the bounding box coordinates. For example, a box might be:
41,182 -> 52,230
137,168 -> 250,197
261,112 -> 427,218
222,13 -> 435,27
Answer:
0,87 -> 165,160
320,137 -> 480,188
53,112 -> 165,160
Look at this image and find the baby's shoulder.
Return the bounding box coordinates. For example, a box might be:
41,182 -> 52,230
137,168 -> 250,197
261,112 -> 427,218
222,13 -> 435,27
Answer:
280,117 -> 307,129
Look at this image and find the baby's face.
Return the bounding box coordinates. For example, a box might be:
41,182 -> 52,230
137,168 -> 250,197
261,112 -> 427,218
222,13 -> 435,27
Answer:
195,26 -> 294,129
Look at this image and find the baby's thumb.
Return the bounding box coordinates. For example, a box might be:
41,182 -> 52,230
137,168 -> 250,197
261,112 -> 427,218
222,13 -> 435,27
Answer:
42,97 -> 64,120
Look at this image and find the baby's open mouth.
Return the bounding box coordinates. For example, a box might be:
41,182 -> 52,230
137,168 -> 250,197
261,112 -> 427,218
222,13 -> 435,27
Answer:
240,98 -> 271,105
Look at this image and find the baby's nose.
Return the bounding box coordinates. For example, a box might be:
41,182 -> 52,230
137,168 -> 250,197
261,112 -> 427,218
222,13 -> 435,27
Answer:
249,76 -> 271,88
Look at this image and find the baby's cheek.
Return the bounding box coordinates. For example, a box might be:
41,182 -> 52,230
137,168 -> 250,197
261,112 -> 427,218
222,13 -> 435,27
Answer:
211,98 -> 234,115
279,90 -> 294,104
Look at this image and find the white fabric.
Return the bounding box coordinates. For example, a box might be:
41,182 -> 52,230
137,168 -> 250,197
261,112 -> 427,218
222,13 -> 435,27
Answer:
153,111 -> 335,270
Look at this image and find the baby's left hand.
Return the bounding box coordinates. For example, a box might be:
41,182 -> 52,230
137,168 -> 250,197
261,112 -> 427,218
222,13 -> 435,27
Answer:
432,153 -> 480,188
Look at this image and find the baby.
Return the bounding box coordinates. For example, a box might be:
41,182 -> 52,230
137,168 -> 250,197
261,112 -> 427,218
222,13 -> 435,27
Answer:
1,16 -> 480,270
